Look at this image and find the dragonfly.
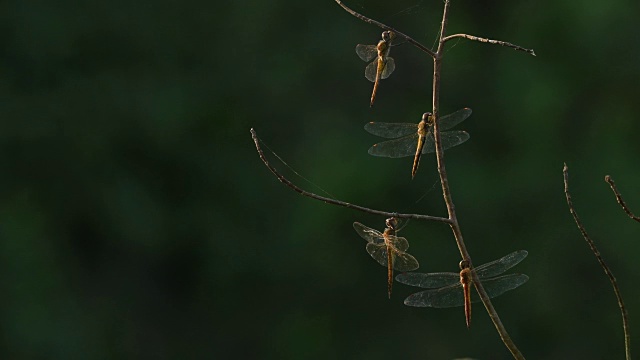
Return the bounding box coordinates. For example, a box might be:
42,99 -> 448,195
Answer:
395,250 -> 528,328
353,218 -> 419,299
356,31 -> 396,107
364,108 -> 472,179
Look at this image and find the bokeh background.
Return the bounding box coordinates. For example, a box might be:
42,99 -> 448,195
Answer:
1,0 -> 639,359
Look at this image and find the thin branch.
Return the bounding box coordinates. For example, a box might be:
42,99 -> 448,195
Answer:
250,128 -> 451,224
605,175 -> 640,222
432,2 -> 525,359
334,0 -> 436,58
443,34 -> 536,56
563,164 -> 631,360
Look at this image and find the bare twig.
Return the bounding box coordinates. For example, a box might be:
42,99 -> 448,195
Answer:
251,128 -> 451,223
605,175 -> 640,222
431,2 -> 525,359
563,164 -> 631,360
334,0 -> 436,58
443,34 -> 536,56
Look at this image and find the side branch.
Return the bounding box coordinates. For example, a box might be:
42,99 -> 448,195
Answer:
334,0 -> 436,58
442,34 -> 536,56
605,175 -> 640,222
563,164 -> 631,360
250,129 -> 451,223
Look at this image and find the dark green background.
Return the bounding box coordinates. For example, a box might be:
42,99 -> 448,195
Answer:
2,0 -> 639,359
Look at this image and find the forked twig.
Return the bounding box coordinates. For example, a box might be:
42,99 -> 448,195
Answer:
443,34 -> 536,56
250,128 -> 451,224
605,175 -> 640,222
563,164 -> 631,360
334,0 -> 436,58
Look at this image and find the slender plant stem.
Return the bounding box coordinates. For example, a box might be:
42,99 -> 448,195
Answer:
431,2 -> 525,359
334,0 -> 436,58
250,128 -> 451,223
605,175 -> 640,222
443,34 -> 536,56
563,164 -> 631,360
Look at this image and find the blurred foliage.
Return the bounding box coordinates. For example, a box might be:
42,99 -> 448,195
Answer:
1,0 -> 639,359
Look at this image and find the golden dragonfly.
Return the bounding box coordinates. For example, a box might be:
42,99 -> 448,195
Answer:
353,218 -> 419,299
395,250 -> 528,328
356,31 -> 396,107
364,108 -> 472,179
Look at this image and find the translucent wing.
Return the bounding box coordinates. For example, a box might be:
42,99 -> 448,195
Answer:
364,122 -> 417,139
356,44 -> 378,62
439,108 -> 473,131
366,242 -> 388,267
403,273 -> 529,308
387,235 -> 409,252
353,222 -> 384,245
420,131 -> 470,154
368,134 -> 420,158
392,251 -> 419,272
364,61 -> 377,82
381,57 -> 395,79
475,250 -> 528,279
396,271 -> 459,289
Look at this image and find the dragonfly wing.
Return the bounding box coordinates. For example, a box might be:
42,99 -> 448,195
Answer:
366,242 -> 388,267
420,131 -> 469,154
353,222 -> 384,245
439,108 -> 473,131
381,57 -> 395,79
403,283 -> 465,308
395,272 -> 459,289
364,61 -> 377,82
356,44 -> 378,62
364,122 -> 417,139
475,250 -> 528,279
470,274 -> 529,303
387,235 -> 409,251
368,134 -> 420,158
392,251 -> 419,271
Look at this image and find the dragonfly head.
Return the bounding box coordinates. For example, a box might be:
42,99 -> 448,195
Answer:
459,259 -> 471,270
382,31 -> 395,42
385,217 -> 398,230
421,112 -> 432,124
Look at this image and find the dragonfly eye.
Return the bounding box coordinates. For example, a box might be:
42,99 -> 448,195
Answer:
385,217 -> 398,230
382,31 -> 392,41
421,112 -> 432,122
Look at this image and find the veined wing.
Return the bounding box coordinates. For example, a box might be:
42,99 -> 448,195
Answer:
353,222 -> 384,245
356,44 -> 378,62
475,250 -> 528,279
364,61 -> 377,82
439,108 -> 472,131
421,131 -> 470,154
403,273 -> 529,308
380,57 -> 395,79
368,133 -> 420,158
366,243 -> 419,271
386,234 -> 409,252
396,271 -> 459,289
364,122 -> 417,139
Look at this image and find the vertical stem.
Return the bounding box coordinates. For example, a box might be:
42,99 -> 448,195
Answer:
431,1 -> 525,359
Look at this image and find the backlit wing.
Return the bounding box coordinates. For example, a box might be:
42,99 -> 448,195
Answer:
364,61 -> 377,82
439,108 -> 472,131
368,134 -> 420,158
421,131 -> 470,153
474,250 -> 528,279
396,271 -> 459,289
381,57 -> 395,79
365,242 -> 388,267
392,252 -> 419,272
356,44 -> 378,62
364,122 -> 417,139
353,222 -> 384,245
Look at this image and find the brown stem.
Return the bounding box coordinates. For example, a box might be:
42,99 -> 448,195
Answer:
563,164 -> 631,360
432,1 -> 525,359
605,175 -> 640,222
442,34 -> 536,56
334,0 -> 436,58
250,128 -> 451,223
